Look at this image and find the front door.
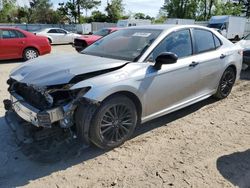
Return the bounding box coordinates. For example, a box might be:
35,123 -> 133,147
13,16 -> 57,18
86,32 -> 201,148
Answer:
143,29 -> 201,119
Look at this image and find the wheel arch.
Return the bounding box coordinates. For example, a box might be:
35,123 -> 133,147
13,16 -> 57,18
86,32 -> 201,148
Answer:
102,91 -> 142,123
227,64 -> 237,76
23,46 -> 40,55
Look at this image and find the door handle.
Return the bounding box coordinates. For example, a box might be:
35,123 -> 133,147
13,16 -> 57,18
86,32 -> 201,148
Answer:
19,41 -> 25,44
220,54 -> 226,59
189,61 -> 199,67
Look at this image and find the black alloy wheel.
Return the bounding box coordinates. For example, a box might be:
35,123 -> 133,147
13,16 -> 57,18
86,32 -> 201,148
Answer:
214,67 -> 236,99
89,95 -> 137,149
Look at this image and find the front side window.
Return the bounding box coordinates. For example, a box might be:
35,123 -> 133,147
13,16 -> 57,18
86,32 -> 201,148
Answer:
83,29 -> 162,61
193,29 -> 215,53
150,29 -> 192,61
2,30 -> 19,39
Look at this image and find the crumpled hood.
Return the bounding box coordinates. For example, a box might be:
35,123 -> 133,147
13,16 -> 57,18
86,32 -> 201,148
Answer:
10,53 -> 127,86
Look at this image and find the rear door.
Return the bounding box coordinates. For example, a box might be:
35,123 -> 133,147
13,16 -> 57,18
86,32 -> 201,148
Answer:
0,29 -> 26,60
56,29 -> 71,43
191,28 -> 224,95
47,29 -> 60,44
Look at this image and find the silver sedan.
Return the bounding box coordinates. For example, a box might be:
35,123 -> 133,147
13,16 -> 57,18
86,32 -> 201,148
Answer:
34,28 -> 81,44
5,25 -> 242,149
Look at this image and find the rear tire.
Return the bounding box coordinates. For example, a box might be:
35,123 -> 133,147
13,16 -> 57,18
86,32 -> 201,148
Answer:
214,67 -> 236,99
89,95 -> 137,150
23,48 -> 38,61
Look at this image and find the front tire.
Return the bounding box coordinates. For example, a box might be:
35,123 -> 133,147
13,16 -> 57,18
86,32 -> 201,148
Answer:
214,67 -> 236,99
23,48 -> 38,61
89,95 -> 137,150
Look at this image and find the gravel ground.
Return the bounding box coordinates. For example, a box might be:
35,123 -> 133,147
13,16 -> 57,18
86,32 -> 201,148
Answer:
0,45 -> 249,188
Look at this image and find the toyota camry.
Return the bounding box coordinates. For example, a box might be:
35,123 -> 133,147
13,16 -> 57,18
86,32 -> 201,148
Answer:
4,25 -> 242,149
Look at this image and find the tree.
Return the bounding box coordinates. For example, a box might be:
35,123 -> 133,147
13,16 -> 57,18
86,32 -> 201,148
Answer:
30,0 -> 54,23
105,0 -> 124,23
89,10 -> 108,22
134,12 -> 145,19
0,0 -> 17,23
78,0 -> 101,17
213,1 -> 242,16
161,0 -> 198,19
58,2 -> 78,23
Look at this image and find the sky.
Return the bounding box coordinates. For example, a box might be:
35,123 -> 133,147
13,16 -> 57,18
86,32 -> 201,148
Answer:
51,0 -> 164,17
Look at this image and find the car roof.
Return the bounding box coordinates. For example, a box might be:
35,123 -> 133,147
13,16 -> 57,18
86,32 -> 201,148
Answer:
0,27 -> 23,30
0,27 -> 35,36
126,24 -> 211,31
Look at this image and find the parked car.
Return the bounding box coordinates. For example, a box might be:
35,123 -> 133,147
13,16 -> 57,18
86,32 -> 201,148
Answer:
4,25 -> 242,149
73,27 -> 119,52
0,27 -> 51,61
236,34 -> 250,69
34,28 -> 81,44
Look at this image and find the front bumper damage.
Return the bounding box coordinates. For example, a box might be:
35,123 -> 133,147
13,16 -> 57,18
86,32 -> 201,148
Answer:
4,93 -> 74,128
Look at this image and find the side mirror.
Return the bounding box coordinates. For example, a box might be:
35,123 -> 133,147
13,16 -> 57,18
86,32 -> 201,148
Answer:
88,32 -> 93,35
154,52 -> 178,70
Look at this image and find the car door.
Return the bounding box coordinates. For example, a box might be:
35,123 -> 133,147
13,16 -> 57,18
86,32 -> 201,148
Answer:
47,29 -> 60,44
56,29 -> 71,43
0,29 -> 26,60
191,29 -> 224,95
143,29 -> 202,117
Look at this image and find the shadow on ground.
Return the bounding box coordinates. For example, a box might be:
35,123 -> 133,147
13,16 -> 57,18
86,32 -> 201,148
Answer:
0,59 -> 23,64
217,149 -> 250,188
0,97 -> 217,188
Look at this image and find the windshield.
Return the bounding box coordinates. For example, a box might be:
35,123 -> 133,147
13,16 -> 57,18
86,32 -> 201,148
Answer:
92,28 -> 110,36
207,23 -> 223,29
83,29 -> 162,61
244,34 -> 250,40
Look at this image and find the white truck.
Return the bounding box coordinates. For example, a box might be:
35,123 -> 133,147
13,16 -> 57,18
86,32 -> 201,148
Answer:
207,15 -> 246,40
165,18 -> 195,25
117,19 -> 151,27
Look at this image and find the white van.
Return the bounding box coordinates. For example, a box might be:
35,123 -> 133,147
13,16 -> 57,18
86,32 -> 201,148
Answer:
117,19 -> 151,27
208,15 -> 246,40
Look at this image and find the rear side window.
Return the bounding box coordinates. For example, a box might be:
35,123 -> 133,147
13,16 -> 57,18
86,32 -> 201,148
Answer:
213,35 -> 222,48
193,29 -> 215,53
15,30 -> 26,38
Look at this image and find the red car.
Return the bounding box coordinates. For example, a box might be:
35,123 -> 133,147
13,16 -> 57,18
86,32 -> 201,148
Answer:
0,27 -> 51,61
73,27 -> 119,52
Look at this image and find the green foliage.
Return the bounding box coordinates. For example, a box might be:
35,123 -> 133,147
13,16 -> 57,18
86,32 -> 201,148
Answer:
162,0 -> 198,19
134,12 -> 153,20
213,1 -> 242,16
88,10 -> 108,22
0,0 -> 17,23
58,2 -> 78,23
78,0 -> 101,16
105,0 -> 124,23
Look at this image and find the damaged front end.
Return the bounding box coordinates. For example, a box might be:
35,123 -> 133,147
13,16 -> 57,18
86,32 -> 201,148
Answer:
4,78 -> 91,129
